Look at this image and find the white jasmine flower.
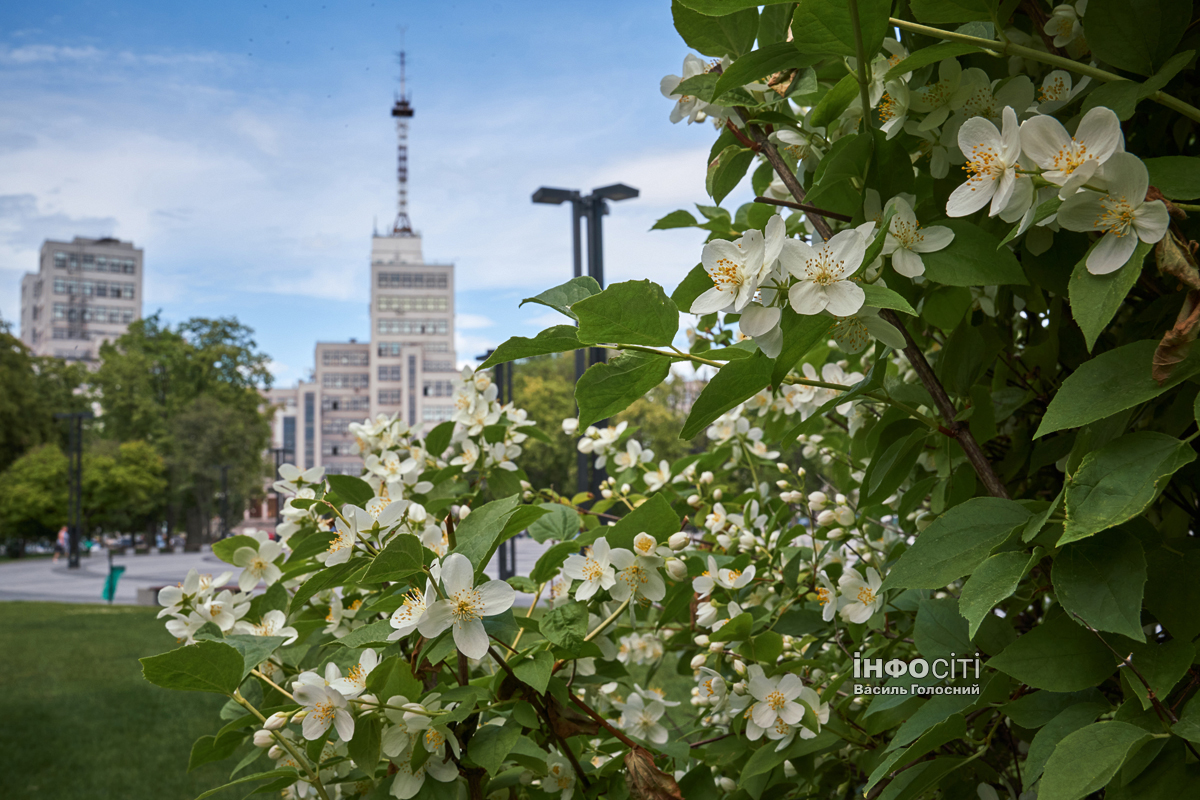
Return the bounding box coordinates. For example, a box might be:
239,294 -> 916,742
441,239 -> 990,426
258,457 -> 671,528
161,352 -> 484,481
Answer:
796,686 -> 830,739
234,609 -> 298,645
830,306 -> 906,354
877,80 -> 912,139
1045,1 -> 1087,48
746,667 -> 806,739
660,53 -> 709,124
691,216 -> 787,314
418,553 -> 516,659
643,460 -> 672,492
233,540 -> 284,592
612,439 -> 652,470
837,567 -> 884,623
329,649 -> 378,699
816,574 -> 838,622
1020,106 -> 1123,196
1035,69 -> 1089,114
610,548 -> 666,603
883,198 -> 955,277
563,537 -> 617,601
910,58 -> 972,131
389,581 -> 437,639
697,667 -> 728,709
618,692 -> 669,744
693,556 -> 720,599
716,563 -> 755,591
783,229 -> 867,316
947,107 -> 1022,217
1057,152 -> 1169,274
293,683 -> 354,742
541,751 -> 577,800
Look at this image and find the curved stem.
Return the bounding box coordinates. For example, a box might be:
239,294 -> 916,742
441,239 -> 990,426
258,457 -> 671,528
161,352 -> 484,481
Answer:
586,596 -> 633,643
888,16 -> 1200,124
232,691 -> 330,800
848,0 -> 876,130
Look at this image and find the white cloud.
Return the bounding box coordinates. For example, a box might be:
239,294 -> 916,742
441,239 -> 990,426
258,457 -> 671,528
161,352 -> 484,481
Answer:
456,313 -> 494,330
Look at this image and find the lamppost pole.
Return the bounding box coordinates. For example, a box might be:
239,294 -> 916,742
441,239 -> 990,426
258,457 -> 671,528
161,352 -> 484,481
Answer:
54,411 -> 94,568
532,183 -> 639,498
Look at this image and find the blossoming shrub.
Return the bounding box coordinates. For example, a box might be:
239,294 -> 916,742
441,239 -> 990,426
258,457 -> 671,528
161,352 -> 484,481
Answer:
142,1 -> 1200,798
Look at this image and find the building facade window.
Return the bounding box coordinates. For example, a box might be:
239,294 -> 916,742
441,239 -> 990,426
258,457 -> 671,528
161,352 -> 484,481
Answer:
408,355 -> 418,426
377,296 -> 448,312
282,417 -> 296,452
303,392 -> 315,469
378,389 -> 403,405
322,418 -> 354,435
52,279 -> 135,298
322,395 -> 370,411
321,373 -> 370,388
322,441 -> 355,457
423,360 -> 455,372
377,319 -> 448,336
377,272 -> 448,289
52,304 -> 135,324
422,406 -> 455,422
377,365 -> 403,382
423,380 -> 456,397
323,463 -> 363,475
321,350 -> 370,366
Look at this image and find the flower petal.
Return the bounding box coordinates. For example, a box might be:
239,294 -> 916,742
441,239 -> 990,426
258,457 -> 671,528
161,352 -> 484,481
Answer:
1057,190 -> 1105,232
453,619 -> 490,660
690,286 -> 732,315
1075,106 -> 1124,163
788,281 -> 828,315
822,281 -> 866,317
1019,115 -> 1070,170
1086,232 -> 1138,275
440,553 -> 474,596
910,224 -> 954,253
476,580 -> 516,615
779,239 -> 816,278
739,304 -> 782,337
826,229 -> 867,277
417,601 -> 453,639
891,247 -> 925,278
946,175 -> 995,217
1099,152 -> 1149,203
1134,201 -> 1170,244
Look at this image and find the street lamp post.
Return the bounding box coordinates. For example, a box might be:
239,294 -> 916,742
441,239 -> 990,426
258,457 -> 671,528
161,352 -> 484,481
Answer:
54,410 -> 94,568
531,183 -> 639,498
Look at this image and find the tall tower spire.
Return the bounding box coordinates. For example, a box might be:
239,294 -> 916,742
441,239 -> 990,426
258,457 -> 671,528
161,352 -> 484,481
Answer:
390,36 -> 415,237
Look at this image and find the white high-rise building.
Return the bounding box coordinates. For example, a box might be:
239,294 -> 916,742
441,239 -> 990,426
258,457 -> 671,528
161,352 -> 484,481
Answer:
18,237 -> 144,363
258,50 -> 458,500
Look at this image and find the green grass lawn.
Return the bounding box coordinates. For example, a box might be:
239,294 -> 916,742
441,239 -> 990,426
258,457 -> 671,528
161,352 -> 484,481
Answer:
0,602 -> 237,800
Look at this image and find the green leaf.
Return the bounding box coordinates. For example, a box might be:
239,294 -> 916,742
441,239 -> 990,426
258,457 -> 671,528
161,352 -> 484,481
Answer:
1024,702 -> 1111,782
790,0 -> 890,57
651,209 -> 699,230
1052,529 -> 1147,641
363,534 -> 429,584
333,619 -> 395,649
771,308 -> 832,387
140,640 -> 244,695
366,656 -> 423,703
920,220 -> 1028,287
810,72 -> 859,130
212,634 -> 288,681
681,351 -> 773,439
469,721 -> 522,775
710,611 -> 752,642
1070,240 -> 1150,352
881,498 -> 1032,590
602,494 -> 681,551
211,534 -> 260,565
862,428 -> 927,505
1120,638 -> 1195,711
293,558 -> 370,607
512,650 -> 554,694
348,715 -> 381,773
540,602 -> 588,650
526,503 -> 579,543
193,769 -> 300,800
576,351 -> 672,429
780,345 -> 891,445
451,495 -> 523,572
913,597 -> 973,661
671,0 -> 760,58
1145,546 -> 1200,642
707,144 -> 755,205
885,41 -> 988,81
479,326 -> 582,369
1145,156 -> 1200,201
574,280 -> 679,347
959,551 -> 1037,638
861,284 -> 917,316
326,475 -> 374,509
866,715 -> 967,792
676,0 -> 792,14
713,42 -> 820,100
671,264 -> 711,313
188,731 -> 244,772
1081,80 -> 1142,121
1172,696 -> 1200,743
1061,431 -> 1195,544
909,0 -> 995,23
1039,721 -> 1153,800
1035,339 -> 1200,438
987,613 -> 1116,691
529,529 -> 601,584
999,195 -> 1062,247
1085,0 -> 1191,77
519,276 -> 602,320
737,630 -> 783,665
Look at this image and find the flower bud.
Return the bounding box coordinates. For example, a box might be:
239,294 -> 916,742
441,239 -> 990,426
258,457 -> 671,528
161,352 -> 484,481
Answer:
708,642 -> 724,653
666,559 -> 688,581
776,462 -> 789,473
817,509 -> 837,527
718,777 -> 737,792
687,494 -> 702,507
562,418 -> 579,435
668,532 -> 690,551
775,480 -> 789,489
700,471 -> 714,484
712,488 -> 723,500
733,659 -> 747,676
732,681 -> 746,695
621,483 -> 632,494
783,760 -> 797,778
253,729 -> 275,748
458,506 -> 471,519
601,489 -> 613,499
292,709 -> 308,721
268,745 -> 284,760
264,711 -> 289,731
739,533 -> 756,551
690,653 -> 708,669
407,504 -> 427,524
694,634 -> 710,647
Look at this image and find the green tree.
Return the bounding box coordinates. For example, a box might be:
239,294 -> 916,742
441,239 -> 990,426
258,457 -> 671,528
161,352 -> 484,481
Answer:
90,314 -> 272,547
83,440 -> 167,539
0,444 -> 67,550
0,325 -> 88,474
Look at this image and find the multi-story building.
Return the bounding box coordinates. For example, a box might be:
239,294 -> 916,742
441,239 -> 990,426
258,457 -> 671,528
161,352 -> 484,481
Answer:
262,54 -> 458,486
18,237 -> 144,363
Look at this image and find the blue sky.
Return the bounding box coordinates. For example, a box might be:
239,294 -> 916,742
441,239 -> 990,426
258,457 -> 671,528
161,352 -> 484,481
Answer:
0,0 -> 745,385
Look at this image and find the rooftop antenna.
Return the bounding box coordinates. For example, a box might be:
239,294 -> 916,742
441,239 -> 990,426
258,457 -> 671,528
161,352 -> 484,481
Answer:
390,28 -> 415,237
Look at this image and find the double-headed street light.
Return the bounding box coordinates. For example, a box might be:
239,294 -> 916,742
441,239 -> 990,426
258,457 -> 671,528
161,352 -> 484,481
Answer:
532,183 -> 639,496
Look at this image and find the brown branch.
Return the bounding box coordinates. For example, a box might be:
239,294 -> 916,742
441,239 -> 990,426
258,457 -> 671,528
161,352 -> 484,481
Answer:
569,692 -> 639,749
724,118 -> 760,151
753,195 -> 853,222
740,118 -> 835,242
880,309 -> 1010,499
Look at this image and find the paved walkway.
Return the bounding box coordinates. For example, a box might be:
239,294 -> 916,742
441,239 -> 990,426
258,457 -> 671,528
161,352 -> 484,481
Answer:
0,538 -> 553,607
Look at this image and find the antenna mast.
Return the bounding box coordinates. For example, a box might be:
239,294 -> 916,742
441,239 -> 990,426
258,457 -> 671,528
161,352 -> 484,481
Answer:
390,36 -> 415,237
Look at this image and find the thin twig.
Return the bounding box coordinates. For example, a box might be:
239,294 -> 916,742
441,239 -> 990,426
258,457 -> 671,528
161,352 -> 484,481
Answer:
753,195 -> 853,222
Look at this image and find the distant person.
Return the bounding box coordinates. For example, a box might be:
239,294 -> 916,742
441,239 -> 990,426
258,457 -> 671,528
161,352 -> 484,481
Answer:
53,527 -> 68,563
